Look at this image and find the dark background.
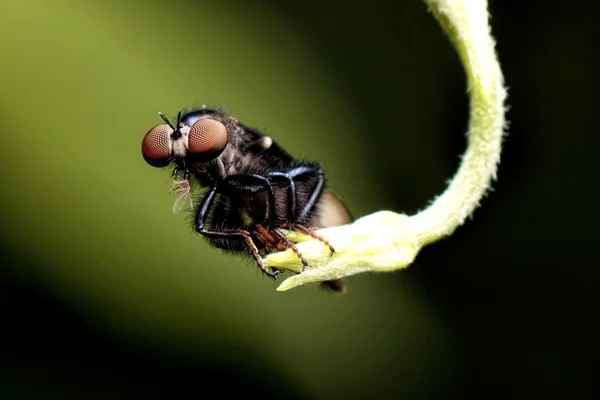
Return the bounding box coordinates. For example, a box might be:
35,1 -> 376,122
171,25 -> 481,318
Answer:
1,0 -> 598,398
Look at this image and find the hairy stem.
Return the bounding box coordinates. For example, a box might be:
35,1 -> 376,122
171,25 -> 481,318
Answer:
409,0 -> 507,246
263,0 -> 508,292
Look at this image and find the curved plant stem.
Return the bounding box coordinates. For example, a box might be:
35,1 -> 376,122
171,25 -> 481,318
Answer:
408,0 -> 508,246
264,0 -> 508,292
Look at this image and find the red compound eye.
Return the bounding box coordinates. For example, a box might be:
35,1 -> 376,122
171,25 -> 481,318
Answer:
188,118 -> 228,160
142,124 -> 173,167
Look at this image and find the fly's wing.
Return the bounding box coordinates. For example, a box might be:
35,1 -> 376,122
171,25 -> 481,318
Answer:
171,179 -> 193,214
315,190 -> 353,228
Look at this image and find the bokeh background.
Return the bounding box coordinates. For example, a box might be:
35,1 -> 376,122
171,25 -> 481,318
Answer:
1,0 -> 598,398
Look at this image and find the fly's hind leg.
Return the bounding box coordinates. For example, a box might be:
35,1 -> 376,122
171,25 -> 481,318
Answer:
287,224 -> 336,256
200,226 -> 281,280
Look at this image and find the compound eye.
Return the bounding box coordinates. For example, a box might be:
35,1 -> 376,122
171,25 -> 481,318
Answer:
142,124 -> 173,167
188,118 -> 228,160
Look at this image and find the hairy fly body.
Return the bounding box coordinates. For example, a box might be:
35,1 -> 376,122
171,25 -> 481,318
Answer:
141,107 -> 351,292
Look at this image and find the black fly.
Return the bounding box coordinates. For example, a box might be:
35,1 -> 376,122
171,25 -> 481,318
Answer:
141,107 -> 351,292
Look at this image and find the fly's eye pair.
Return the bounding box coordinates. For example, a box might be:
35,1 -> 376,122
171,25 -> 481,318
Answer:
141,118 -> 229,167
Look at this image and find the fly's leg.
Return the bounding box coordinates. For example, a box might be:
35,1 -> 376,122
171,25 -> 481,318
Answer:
271,166 -> 344,292
286,166 -> 325,221
222,171 -> 310,269
265,171 -> 297,221
271,229 -> 308,270
194,177 -> 280,279
241,231 -> 281,279
266,166 -> 324,222
287,223 -> 335,255
272,166 -> 335,256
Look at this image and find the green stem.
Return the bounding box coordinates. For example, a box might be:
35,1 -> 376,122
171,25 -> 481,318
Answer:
409,0 -> 507,246
260,0 -> 508,292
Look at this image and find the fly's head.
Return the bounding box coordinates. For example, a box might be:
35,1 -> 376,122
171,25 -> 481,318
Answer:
141,108 -> 232,183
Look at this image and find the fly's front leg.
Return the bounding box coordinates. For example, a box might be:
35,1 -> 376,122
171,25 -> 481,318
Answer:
194,176 -> 280,279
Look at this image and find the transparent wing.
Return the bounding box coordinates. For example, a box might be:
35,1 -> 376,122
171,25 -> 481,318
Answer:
170,179 -> 193,214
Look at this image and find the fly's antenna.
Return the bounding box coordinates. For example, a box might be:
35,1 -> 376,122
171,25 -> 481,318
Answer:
158,112 -> 176,130
176,110 -> 183,128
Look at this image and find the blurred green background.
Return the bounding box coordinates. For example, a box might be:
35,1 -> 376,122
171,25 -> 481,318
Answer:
1,0 -> 598,398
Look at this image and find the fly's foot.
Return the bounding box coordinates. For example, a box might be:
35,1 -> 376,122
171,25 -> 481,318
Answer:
265,267 -> 284,280
273,229 -> 309,271
240,231 -> 284,279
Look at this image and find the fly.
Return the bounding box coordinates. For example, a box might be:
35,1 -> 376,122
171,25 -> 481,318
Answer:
141,107 -> 352,292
